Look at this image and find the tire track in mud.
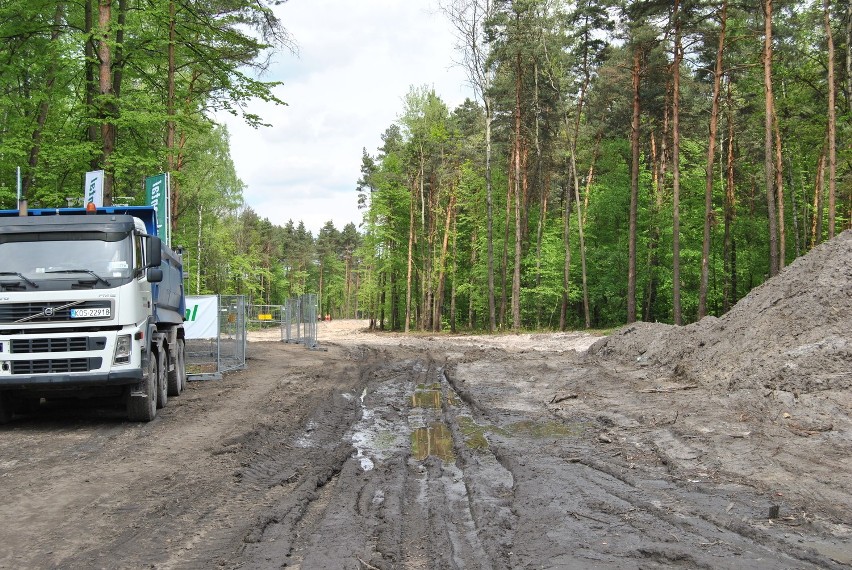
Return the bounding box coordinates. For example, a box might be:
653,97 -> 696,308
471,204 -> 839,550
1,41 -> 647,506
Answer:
443,354 -> 846,570
349,352 -> 516,569
0,342 -> 380,570
228,347 -> 516,569
204,346 -> 387,568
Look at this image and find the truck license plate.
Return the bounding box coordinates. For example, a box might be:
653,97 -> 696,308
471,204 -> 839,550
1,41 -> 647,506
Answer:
70,308 -> 110,318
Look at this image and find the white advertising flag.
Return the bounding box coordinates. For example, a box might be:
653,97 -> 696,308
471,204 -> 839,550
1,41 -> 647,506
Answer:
83,170 -> 104,207
184,295 -> 219,339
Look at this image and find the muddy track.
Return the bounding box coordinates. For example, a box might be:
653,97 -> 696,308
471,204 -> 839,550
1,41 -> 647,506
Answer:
0,328 -> 849,569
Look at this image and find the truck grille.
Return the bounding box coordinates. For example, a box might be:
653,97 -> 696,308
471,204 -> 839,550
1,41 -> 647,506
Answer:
10,337 -> 106,353
0,301 -> 112,324
11,358 -> 102,375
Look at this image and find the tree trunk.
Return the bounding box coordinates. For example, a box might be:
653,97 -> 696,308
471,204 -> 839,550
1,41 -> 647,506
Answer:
317,260 -> 324,319
98,0 -> 115,204
788,152 -> 800,257
812,147 -> 826,247
404,181 -> 416,333
167,0 -> 178,231
468,228 -> 477,329
384,269 -> 391,330
450,216 -> 458,333
534,191 -> 548,327
583,131 -> 602,227
698,0 -> 726,319
500,167 -> 511,328
533,64 -> 544,329
22,3 -> 65,197
644,131 -> 662,323
672,0 -> 683,325
343,255 -> 351,318
486,99 -> 496,332
434,194 -> 455,332
572,152 -> 590,329
196,204 -> 202,294
112,0 -> 127,98
84,0 -> 99,170
723,80 -> 737,313
825,0 -> 836,239
763,0 -> 779,277
847,1 -> 852,118
566,58 -> 592,330
628,46 -> 641,324
560,183 -> 572,331
773,109 -> 785,268
512,51 -> 523,333
423,180 -> 436,332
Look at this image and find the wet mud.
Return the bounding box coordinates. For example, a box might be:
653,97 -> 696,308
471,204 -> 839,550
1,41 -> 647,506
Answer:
0,304 -> 850,568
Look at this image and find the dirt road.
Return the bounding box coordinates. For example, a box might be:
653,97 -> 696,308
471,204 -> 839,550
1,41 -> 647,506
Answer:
0,318 -> 849,569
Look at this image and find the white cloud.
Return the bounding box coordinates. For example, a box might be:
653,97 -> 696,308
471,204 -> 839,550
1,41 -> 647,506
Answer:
220,0 -> 475,236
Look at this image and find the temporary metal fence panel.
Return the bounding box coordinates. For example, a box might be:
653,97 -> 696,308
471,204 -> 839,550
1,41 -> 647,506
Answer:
219,295 -> 247,372
247,304 -> 283,329
282,294 -> 318,348
185,294 -> 247,379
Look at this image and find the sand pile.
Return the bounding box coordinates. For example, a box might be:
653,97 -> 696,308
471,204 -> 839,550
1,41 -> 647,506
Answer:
588,230 -> 852,393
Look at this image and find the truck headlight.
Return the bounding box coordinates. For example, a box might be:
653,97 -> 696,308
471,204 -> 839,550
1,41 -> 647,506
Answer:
114,334 -> 132,364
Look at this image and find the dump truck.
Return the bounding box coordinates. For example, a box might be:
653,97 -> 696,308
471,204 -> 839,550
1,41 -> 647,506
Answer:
0,204 -> 186,422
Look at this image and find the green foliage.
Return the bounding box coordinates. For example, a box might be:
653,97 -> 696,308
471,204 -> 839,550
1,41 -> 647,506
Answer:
2,0 -> 847,330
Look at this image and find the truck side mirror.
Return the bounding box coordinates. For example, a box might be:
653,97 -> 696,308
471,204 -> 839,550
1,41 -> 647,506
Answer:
146,236 -> 162,268
147,267 -> 163,283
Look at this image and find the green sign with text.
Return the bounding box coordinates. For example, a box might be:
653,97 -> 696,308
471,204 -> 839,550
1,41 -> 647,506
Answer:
145,173 -> 170,246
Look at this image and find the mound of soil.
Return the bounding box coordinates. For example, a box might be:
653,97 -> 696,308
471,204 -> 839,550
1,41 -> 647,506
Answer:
589,230 -> 852,394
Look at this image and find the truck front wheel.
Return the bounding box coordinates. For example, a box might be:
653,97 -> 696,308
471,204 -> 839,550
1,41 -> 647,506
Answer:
127,356 -> 158,421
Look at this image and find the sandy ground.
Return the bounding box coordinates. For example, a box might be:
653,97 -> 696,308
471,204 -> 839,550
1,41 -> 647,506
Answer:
0,232 -> 850,569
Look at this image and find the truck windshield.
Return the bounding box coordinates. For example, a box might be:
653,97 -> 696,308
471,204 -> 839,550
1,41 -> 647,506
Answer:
0,231 -> 133,281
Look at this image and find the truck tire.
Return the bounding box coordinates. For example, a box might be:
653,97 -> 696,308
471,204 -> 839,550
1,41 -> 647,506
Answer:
0,391 -> 14,424
127,356 -> 158,421
156,347 -> 168,409
167,339 -> 186,397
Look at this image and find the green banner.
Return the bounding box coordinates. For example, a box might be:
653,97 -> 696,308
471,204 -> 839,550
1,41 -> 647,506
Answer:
144,173 -> 170,246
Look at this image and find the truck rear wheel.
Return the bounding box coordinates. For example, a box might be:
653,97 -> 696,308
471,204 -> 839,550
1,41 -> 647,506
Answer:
167,340 -> 186,397
177,339 -> 187,391
156,347 -> 168,409
127,356 -> 158,421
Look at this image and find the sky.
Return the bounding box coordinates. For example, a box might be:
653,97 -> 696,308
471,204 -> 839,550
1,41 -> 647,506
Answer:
219,0 -> 476,236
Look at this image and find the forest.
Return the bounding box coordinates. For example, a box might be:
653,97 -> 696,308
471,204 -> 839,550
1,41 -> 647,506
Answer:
0,0 -> 849,332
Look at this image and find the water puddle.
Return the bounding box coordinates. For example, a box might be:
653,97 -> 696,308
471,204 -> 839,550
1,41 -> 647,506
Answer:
411,389 -> 442,409
294,420 -> 318,448
351,388 -> 383,471
505,420 -> 582,438
411,421 -> 456,463
458,416 -> 490,451
455,416 -> 582,452
411,382 -> 457,409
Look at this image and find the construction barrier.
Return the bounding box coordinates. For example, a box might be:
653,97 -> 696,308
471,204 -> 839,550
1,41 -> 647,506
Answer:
282,294 -> 318,349
184,294 -> 247,379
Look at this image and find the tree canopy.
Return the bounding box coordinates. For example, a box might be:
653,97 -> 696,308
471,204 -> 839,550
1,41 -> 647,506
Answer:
1,0 -> 848,331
